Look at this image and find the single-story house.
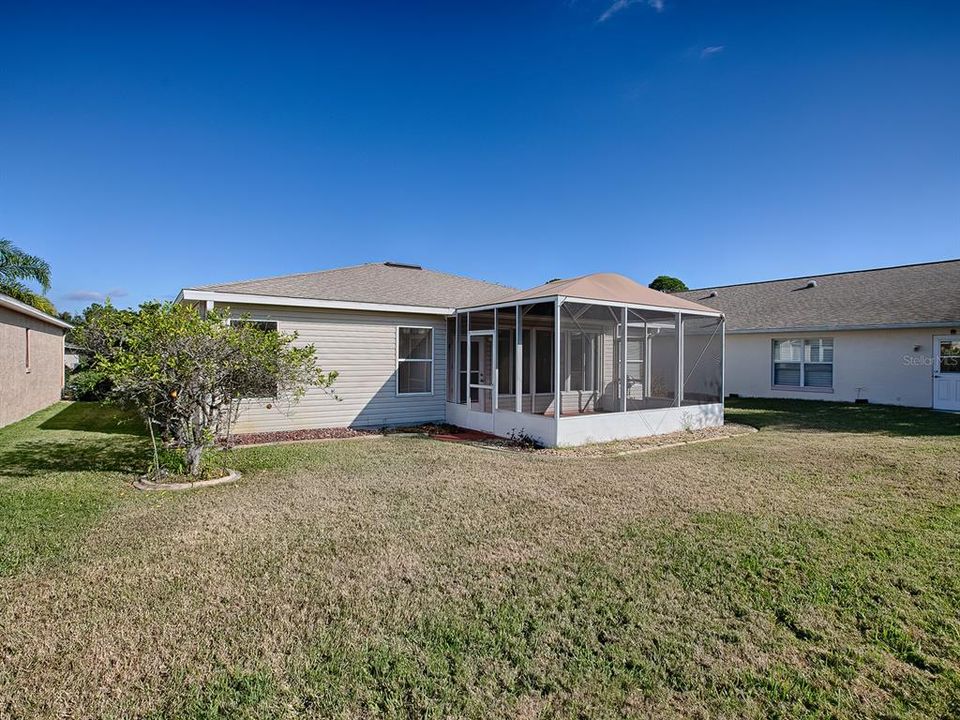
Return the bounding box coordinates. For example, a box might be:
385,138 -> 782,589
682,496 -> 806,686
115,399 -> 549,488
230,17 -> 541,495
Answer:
0,293 -> 72,428
676,259 -> 960,411
177,262 -> 725,446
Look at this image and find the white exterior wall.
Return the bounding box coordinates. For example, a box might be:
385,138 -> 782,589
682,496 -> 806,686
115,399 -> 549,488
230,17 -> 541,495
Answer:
556,403 -> 723,446
447,402 -> 724,448
221,303 -> 447,432
725,327 -> 960,408
446,403 -> 558,447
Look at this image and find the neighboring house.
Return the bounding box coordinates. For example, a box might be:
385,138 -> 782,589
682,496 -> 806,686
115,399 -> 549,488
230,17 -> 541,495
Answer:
0,293 -> 72,427
177,262 -> 724,446
64,342 -> 86,371
676,259 -> 960,411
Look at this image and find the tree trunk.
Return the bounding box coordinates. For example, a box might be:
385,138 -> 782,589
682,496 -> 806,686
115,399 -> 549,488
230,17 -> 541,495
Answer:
185,443 -> 203,477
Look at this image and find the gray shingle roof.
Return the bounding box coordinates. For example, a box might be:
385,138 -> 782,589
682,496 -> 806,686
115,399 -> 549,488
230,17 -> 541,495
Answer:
675,259 -> 960,332
189,262 -> 515,309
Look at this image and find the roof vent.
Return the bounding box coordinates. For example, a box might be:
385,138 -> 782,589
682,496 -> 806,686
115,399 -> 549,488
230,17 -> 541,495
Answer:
546,277 -> 563,284
384,262 -> 422,270
804,280 -> 818,289
707,290 -> 718,298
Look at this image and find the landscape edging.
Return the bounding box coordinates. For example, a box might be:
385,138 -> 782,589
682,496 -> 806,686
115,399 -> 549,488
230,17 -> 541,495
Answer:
133,469 -> 243,491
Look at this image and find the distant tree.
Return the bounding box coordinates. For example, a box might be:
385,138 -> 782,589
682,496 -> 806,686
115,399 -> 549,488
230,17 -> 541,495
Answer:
60,302 -> 108,344
80,301 -> 339,478
0,238 -> 55,314
648,275 -> 689,293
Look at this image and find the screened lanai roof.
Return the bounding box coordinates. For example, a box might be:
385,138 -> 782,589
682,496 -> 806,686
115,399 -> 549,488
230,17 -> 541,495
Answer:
462,272 -> 719,315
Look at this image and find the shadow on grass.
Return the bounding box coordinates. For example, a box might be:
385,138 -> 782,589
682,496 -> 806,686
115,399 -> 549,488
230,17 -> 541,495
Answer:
0,437 -> 149,478
726,397 -> 960,437
38,402 -> 145,435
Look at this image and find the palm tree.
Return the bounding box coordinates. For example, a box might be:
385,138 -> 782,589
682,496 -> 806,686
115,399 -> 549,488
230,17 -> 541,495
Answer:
0,238 -> 55,314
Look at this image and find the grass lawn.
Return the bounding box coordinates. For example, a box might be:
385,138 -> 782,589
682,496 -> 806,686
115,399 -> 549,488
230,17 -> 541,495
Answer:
1,400 -> 959,719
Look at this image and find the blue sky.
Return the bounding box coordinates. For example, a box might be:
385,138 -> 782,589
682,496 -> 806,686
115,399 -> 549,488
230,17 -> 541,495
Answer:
2,1 -> 958,312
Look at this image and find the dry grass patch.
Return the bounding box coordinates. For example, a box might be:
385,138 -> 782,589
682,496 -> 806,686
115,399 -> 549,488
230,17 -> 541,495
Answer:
1,399 -> 959,718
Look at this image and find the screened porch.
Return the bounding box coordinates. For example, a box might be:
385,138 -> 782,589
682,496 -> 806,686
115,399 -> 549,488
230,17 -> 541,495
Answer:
443,274 -> 725,446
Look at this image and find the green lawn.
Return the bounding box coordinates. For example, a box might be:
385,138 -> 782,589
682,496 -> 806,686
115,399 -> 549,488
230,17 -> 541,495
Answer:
1,399 -> 959,719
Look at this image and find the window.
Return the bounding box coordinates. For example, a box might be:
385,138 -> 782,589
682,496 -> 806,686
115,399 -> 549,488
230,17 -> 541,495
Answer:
626,335 -> 643,389
397,326 -> 433,394
535,330 -> 553,394
229,319 -> 279,397
25,328 -> 31,372
564,331 -> 598,392
773,338 -> 833,389
498,329 -> 514,394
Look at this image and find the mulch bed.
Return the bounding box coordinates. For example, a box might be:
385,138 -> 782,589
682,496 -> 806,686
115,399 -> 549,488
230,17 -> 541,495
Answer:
223,427 -> 377,447
221,422 -> 756,456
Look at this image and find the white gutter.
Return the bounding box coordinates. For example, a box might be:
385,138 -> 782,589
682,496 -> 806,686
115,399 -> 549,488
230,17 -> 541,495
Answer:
178,289 -> 456,316
0,293 -> 72,330
727,321 -> 960,334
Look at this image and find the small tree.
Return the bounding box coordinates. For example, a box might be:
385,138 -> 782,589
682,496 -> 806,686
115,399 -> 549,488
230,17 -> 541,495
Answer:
80,301 -> 337,477
649,275 -> 688,293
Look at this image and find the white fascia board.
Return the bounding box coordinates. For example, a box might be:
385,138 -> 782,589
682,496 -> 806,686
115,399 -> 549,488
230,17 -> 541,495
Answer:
179,289 -> 455,316
728,321 -> 960,335
0,294 -> 72,330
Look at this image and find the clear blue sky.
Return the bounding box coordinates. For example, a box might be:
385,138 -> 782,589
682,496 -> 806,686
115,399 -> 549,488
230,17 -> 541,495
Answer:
2,1 -> 958,312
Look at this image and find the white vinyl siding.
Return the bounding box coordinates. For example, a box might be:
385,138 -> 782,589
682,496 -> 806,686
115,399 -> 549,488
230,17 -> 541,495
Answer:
772,337 -> 834,389
221,304 -> 447,432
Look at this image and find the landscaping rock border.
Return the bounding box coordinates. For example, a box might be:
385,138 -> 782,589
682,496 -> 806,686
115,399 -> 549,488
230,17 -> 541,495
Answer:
133,469 -> 242,492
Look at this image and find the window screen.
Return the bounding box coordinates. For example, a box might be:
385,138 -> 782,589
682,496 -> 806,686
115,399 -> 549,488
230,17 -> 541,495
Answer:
398,327 -> 433,394
773,338 -> 833,388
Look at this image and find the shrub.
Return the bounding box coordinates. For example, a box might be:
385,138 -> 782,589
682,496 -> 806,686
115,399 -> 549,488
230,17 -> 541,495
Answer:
506,429 -> 544,450
64,368 -> 112,401
78,301 -> 338,478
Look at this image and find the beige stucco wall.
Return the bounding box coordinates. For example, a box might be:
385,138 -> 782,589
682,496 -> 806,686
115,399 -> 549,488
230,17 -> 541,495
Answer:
0,306 -> 65,427
220,303 -> 448,433
725,326 -> 960,408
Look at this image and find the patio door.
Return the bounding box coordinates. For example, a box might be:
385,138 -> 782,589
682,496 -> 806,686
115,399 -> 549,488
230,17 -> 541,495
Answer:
468,331 -> 494,413
934,336 -> 960,411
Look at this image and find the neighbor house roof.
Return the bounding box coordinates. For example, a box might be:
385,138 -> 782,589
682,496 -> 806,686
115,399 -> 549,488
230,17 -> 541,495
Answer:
675,259 -> 960,333
181,262 -> 516,312
464,272 -> 719,315
0,293 -> 72,330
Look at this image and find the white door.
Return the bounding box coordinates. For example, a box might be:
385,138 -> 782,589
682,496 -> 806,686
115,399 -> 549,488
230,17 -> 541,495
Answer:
467,331 -> 494,413
933,336 -> 960,411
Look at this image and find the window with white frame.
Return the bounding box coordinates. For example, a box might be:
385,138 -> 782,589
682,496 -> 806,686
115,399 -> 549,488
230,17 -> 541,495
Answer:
772,338 -> 833,388
397,326 -> 433,394
564,331 -> 598,392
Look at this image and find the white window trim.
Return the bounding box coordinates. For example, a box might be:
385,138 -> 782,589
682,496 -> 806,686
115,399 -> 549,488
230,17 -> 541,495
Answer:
396,325 -> 434,396
771,337 -> 834,391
